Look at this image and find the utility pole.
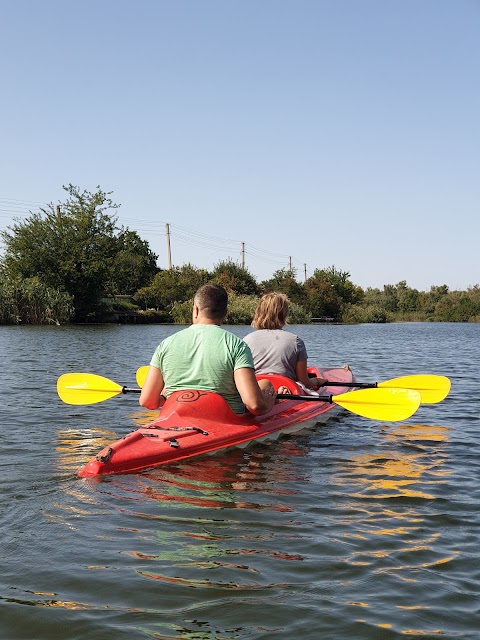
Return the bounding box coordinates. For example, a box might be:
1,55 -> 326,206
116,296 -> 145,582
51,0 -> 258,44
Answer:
241,242 -> 245,269
304,263 -> 307,282
56,205 -> 61,222
289,256 -> 292,271
166,223 -> 172,269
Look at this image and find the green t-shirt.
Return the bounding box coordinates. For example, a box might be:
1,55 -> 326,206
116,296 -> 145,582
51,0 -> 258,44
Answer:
150,324 -> 254,413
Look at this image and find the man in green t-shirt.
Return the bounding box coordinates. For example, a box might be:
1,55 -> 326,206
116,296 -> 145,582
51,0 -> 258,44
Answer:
139,284 -> 276,415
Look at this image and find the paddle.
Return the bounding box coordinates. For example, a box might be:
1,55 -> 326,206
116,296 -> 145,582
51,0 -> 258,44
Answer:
278,388 -> 421,421
57,372 -> 421,422
318,374 -> 450,404
136,365 -> 149,387
57,373 -> 140,405
136,366 -> 449,404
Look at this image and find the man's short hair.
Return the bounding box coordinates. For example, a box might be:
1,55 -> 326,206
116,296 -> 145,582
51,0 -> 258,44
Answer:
194,284 -> 228,320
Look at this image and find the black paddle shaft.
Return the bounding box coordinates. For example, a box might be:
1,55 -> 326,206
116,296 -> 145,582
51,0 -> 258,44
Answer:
321,381 -> 377,389
276,393 -> 334,403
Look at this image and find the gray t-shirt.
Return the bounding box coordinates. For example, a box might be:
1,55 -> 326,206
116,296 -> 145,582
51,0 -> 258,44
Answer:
243,329 -> 308,380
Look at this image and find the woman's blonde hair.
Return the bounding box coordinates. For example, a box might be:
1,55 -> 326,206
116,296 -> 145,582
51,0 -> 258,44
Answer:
252,292 -> 289,330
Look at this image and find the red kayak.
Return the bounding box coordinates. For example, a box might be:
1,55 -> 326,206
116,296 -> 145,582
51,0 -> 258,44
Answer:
78,366 -> 355,477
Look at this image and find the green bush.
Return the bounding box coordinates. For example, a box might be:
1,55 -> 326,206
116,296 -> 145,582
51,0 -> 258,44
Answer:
225,294 -> 258,324
169,293 -> 311,325
287,301 -> 311,324
341,304 -> 390,324
170,300 -> 193,324
136,309 -> 173,323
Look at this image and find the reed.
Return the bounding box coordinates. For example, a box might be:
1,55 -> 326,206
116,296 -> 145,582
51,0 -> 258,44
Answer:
0,276 -> 74,325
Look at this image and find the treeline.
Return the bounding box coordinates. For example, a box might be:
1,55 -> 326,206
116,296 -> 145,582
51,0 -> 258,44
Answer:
1,185 -> 479,325
134,266 -> 480,324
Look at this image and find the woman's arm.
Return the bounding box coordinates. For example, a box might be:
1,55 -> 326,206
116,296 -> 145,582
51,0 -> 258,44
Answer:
295,360 -> 327,390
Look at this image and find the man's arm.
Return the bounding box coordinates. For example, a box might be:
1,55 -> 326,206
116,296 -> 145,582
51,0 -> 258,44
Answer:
139,365 -> 166,410
234,367 -> 276,416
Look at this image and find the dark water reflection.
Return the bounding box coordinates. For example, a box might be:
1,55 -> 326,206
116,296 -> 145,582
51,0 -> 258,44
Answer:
1,323 -> 479,639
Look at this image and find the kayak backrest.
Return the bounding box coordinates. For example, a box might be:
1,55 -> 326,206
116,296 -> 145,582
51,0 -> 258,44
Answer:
162,389 -> 249,424
255,373 -> 302,395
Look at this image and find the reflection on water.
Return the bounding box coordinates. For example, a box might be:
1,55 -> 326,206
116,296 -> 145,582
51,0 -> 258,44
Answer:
326,420 -> 459,635
55,427 -> 119,474
340,423 -> 450,500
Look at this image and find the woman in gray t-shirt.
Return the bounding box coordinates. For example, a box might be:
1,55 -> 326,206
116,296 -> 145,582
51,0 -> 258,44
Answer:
243,292 -> 326,391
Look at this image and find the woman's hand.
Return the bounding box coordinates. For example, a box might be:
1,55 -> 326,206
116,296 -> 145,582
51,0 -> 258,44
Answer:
310,376 -> 327,390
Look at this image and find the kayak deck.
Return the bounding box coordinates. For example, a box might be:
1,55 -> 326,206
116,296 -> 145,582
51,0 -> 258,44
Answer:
78,366 -> 354,477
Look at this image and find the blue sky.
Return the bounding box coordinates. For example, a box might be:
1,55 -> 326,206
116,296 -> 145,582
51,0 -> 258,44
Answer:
1,0 -> 478,291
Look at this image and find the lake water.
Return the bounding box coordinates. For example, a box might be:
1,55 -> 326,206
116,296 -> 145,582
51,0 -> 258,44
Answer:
0,322 -> 479,639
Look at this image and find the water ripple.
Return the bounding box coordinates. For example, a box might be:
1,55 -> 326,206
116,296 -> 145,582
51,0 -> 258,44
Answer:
2,324 -> 480,639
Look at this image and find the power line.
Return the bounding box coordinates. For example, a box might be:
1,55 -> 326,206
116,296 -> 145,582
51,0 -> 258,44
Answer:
0,197 -> 307,275
0,197 -> 49,224
0,197 -> 48,206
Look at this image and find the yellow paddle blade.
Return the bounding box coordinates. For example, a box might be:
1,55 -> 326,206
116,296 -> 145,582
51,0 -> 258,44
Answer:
136,365 -> 149,388
333,387 -> 421,422
378,375 -> 451,404
57,373 -> 123,405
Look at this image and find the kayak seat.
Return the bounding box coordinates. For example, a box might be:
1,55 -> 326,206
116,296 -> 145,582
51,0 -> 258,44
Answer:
255,373 -> 302,395
161,389 -> 250,424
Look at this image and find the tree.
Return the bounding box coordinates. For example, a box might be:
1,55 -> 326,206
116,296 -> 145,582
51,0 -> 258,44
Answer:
211,260 -> 259,295
434,290 -> 480,322
396,281 -> 419,314
430,284 -> 450,300
260,268 -> 307,306
134,264 -> 210,312
110,229 -> 159,295
304,266 -> 363,320
382,284 -> 399,312
362,287 -> 385,307
0,184 -> 158,321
